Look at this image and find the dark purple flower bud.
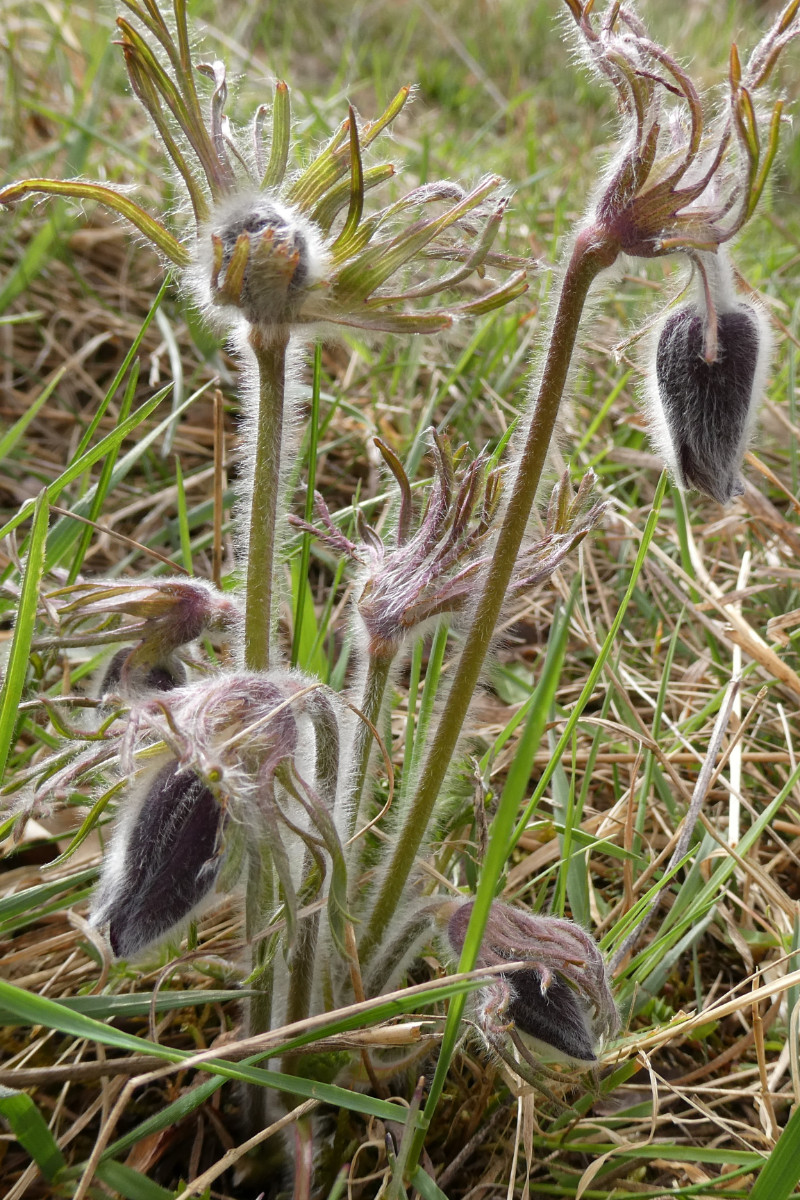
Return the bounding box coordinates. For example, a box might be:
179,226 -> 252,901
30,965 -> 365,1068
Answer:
653,301 -> 764,504
505,968 -> 597,1063
444,900 -> 617,1069
100,646 -> 186,699
91,762 -> 226,958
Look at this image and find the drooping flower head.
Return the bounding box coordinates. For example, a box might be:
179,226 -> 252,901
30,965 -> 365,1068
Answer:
647,249 -> 772,504
445,900 -> 618,1078
13,665 -> 347,960
564,0 -> 797,502
0,0 -> 528,342
43,577 -> 240,697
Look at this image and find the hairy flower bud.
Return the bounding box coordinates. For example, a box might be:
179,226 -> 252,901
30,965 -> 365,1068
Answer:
99,646 -> 186,698
206,194 -> 329,332
444,900 -> 618,1072
504,968 -> 597,1063
90,761 -> 226,958
81,670 -> 349,959
44,578 -> 240,701
647,254 -> 770,504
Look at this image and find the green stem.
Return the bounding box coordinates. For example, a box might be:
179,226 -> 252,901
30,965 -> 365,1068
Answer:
244,849 -> 275,1130
291,343 -> 322,668
244,329 -> 290,672
281,907 -> 321,1088
347,651 -> 394,840
359,227 -> 618,965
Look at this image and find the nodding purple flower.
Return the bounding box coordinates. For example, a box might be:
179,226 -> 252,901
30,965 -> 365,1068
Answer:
90,761 -> 226,958
503,968 -> 598,1063
85,670 -> 348,959
647,251 -> 771,504
99,646 -> 187,698
445,900 -> 617,1073
43,578 -> 240,700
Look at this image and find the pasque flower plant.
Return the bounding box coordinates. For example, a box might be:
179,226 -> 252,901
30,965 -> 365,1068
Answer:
2,0 -> 799,1194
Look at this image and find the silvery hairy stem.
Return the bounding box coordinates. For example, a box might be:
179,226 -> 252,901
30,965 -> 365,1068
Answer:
359,227 -> 619,962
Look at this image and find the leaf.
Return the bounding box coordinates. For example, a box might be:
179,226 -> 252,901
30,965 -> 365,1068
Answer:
735,1101 -> 800,1200
94,1159 -> 177,1200
45,383 -> 212,570
0,490 -> 49,782
410,1166 -> 451,1200
0,1086 -> 66,1181
0,868 -> 98,928
0,388 -> 171,547
0,368 -> 66,460
0,972 -> 490,1134
0,990 -> 247,1025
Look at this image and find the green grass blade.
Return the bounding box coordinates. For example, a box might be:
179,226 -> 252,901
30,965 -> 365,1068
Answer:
291,341 -> 322,667
0,990 -> 247,1024
67,361 -> 138,583
290,557 -> 327,676
749,1102 -> 800,1200
174,456 -> 194,573
94,1160 -> 176,1200
72,279 -> 169,461
409,586 -> 577,1168
411,1165 -> 451,1199
510,470 -> 667,850
45,383 -> 211,570
0,1087 -> 66,1181
496,586 -> 576,825
0,972 -> 493,1132
0,367 -> 65,460
0,388 -> 172,547
0,867 -> 98,927
0,217 -> 71,312
403,621 -> 449,793
0,489 -> 49,782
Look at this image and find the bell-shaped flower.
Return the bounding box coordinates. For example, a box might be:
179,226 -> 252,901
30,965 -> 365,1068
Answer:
445,900 -> 617,1074
0,0 -> 528,342
647,250 -> 771,504
90,760 -> 227,958
87,670 -> 349,958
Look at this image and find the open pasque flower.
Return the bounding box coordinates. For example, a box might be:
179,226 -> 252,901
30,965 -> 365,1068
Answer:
0,0 -> 528,340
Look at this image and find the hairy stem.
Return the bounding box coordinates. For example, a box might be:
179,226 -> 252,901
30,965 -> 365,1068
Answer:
359,228 -> 618,964
348,651 -> 394,840
244,329 -> 290,672
281,910 -> 321,1081
243,848 -> 275,1130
